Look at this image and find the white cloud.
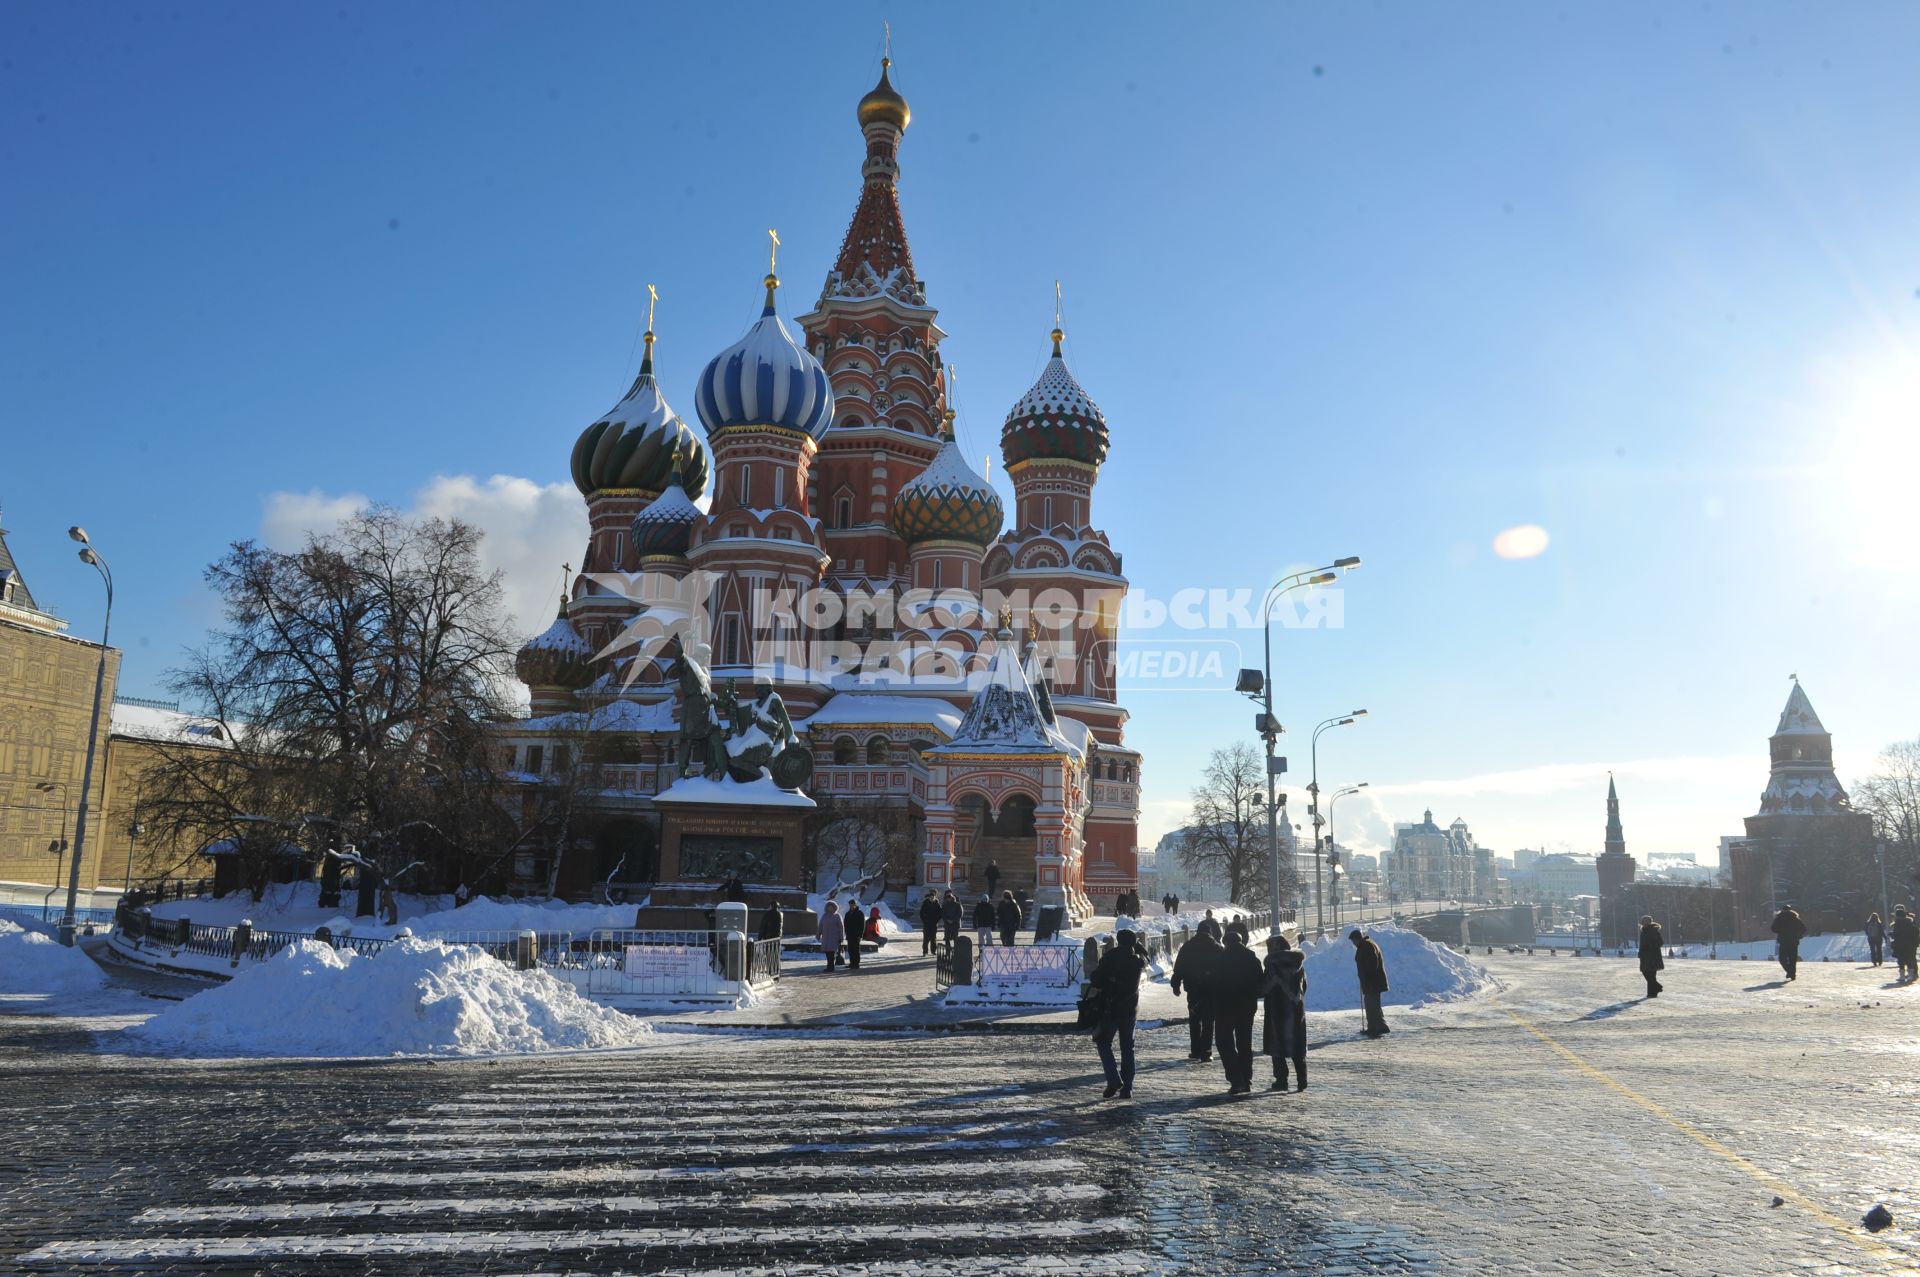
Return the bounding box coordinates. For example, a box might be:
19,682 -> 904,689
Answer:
258,474 -> 588,637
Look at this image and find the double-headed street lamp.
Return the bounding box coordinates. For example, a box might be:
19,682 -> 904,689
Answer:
59,527 -> 113,947
1236,556 -> 1361,931
1326,781 -> 1368,926
1307,710 -> 1367,930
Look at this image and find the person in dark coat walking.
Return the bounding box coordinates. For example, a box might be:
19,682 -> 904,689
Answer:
1771,904 -> 1807,981
1637,915 -> 1664,998
1090,929 -> 1147,1098
1169,893 -> 1181,916
1214,930 -> 1266,1094
973,894 -> 996,948
1350,930 -> 1390,1038
1225,915 -> 1251,947
1263,935 -> 1307,1092
817,901 -> 843,972
1864,912 -> 1886,968
984,859 -> 1002,900
918,892 -> 943,956
941,891 -> 962,946
1171,928 -> 1224,1061
843,900 -> 867,971
1199,909 -> 1223,943
1891,908 -> 1918,981
995,891 -> 1021,947
757,901 -> 784,942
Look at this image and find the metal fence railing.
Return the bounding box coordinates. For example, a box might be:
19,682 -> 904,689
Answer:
420,930 -> 575,968
976,941 -> 1082,987
933,940 -> 954,991
746,937 -> 781,987
579,928 -> 739,1000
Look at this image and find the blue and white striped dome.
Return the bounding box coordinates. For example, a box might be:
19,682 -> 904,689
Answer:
695,276 -> 835,441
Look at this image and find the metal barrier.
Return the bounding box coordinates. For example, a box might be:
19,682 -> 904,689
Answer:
746,937 -> 781,987
976,942 -> 1082,987
934,940 -> 953,990
579,928 -> 736,1000
421,930 -> 575,968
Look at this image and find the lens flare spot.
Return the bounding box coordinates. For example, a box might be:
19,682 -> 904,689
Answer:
1493,524 -> 1550,560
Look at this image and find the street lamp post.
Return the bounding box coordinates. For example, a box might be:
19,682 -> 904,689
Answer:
1326,781 -> 1368,928
1308,710 -> 1367,931
60,527 -> 113,947
1237,557 -> 1361,935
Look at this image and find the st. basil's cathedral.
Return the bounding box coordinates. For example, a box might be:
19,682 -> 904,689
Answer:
502,61 -> 1141,921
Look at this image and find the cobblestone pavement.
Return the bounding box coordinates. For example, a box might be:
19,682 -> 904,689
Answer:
4,952 -> 1917,1274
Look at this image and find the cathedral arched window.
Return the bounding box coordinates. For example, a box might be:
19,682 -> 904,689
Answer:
837,497 -> 852,529
773,468 -> 785,508
833,736 -> 857,765
866,736 -> 890,764
1043,496 -> 1053,526
739,463 -> 752,505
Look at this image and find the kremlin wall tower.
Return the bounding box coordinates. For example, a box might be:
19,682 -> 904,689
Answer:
501,61 -> 1141,919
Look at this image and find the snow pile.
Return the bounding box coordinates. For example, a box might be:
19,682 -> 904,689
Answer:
0,919 -> 108,997
128,937 -> 653,1058
1302,924 -> 1494,1011
365,896 -> 638,938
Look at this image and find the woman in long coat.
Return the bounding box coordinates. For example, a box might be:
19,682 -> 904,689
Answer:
817,902 -> 843,973
1637,915 -> 1665,998
1263,934 -> 1308,1092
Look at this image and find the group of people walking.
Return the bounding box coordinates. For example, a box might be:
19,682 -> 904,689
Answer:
1863,908 -> 1920,980
1087,915 -> 1394,1100
813,898 -> 874,972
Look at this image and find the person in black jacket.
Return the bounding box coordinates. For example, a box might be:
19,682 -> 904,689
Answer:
941,891 -> 962,947
1171,929 -> 1223,1061
995,891 -> 1021,947
984,859 -> 1002,900
973,894 -> 996,949
918,892 -> 943,956
1864,912 -> 1886,968
1090,929 -> 1148,1099
1263,935 -> 1307,1092
1637,915 -> 1664,998
1771,904 -> 1807,981
1198,909 -> 1224,943
1350,930 -> 1390,1038
1891,907 -> 1918,981
843,900 -> 867,971
1215,929 -> 1266,1094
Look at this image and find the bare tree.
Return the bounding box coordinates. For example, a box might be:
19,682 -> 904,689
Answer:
805,799 -> 919,896
1178,742 -> 1289,907
1857,737 -> 1920,904
151,508 -> 522,912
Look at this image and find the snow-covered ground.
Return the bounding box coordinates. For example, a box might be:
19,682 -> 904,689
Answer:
124,937 -> 655,1059
144,882 -> 642,938
1301,924 -> 1497,1011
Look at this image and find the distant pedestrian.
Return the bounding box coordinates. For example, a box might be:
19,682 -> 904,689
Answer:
995,891 -> 1021,947
721,874 -> 749,904
1170,893 -> 1181,916
1263,935 -> 1307,1092
1199,909 -> 1223,943
1171,925 -> 1223,1062
1215,929 -> 1265,1095
817,902 -> 843,973
941,891 -> 962,946
1162,892 -> 1175,915
1891,908 -> 1918,981
844,900 -> 867,971
1864,912 -> 1886,968
1126,891 -> 1142,919
1350,929 -> 1391,1038
918,892 -> 943,956
1090,929 -> 1147,1099
758,901 -> 784,943
1225,915 -> 1251,947
1114,892 -> 1129,920
974,894 -> 996,949
984,859 -> 1002,900
1771,904 -> 1807,981
1637,915 -> 1664,999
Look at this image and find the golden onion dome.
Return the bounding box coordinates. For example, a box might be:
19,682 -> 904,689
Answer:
858,58 -> 910,131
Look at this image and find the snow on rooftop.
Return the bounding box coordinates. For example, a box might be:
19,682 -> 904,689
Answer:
1774,682 -> 1829,736
935,638 -> 1080,756
110,701 -> 236,746
802,694 -> 963,737
518,698 -> 679,735
653,773 -> 817,808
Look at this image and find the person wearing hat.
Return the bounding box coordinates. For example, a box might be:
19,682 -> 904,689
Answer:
1349,929 -> 1390,1039
1089,928 -> 1148,1099
1891,907 -> 1918,982
1171,918 -> 1224,1061
1770,903 -> 1807,981
1637,915 -> 1665,999
1215,928 -> 1266,1095
1263,934 -> 1308,1092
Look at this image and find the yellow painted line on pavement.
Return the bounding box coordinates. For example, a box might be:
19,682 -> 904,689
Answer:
1499,1005 -> 1901,1262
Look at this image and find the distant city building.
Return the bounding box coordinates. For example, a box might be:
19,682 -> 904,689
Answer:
1531,853 -> 1600,900
1387,810 -> 1486,901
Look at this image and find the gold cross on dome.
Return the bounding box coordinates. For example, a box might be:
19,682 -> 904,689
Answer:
646,283 -> 658,332
768,228 -> 780,276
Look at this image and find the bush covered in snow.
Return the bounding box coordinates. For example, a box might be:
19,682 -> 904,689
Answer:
127,937 -> 653,1058
1301,924 -> 1494,1011
0,919 -> 108,997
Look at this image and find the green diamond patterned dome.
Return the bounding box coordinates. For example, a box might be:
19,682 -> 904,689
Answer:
1001,329 -> 1108,469
891,427 -> 1004,546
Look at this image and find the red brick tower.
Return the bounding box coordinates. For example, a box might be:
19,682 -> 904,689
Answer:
797,59 -> 947,614
1595,773 -> 1636,947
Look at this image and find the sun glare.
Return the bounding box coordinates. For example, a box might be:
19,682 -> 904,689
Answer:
1818,337 -> 1920,571
1492,524 -> 1551,560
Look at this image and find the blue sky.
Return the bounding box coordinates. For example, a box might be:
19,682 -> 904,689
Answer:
5,2 -> 1916,862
